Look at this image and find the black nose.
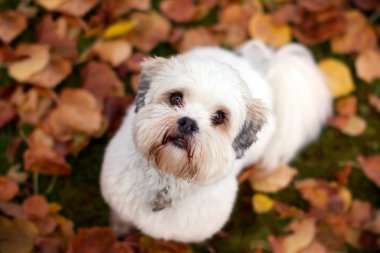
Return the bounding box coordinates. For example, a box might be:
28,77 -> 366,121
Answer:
177,117 -> 199,135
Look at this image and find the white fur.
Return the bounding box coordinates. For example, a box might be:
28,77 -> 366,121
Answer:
100,40 -> 332,242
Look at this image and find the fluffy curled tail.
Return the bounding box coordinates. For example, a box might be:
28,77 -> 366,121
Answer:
238,40 -> 332,169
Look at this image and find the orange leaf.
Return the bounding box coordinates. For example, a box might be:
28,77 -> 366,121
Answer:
92,39 -> 132,66
335,96 -> 357,116
358,155 -> 380,188
0,176 -> 19,201
28,58 -> 72,88
22,195 -> 49,220
0,11 -> 27,43
160,0 -> 195,23
355,49 -> 380,83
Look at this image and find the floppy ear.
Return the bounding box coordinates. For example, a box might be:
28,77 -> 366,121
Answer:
232,100 -> 266,159
135,57 -> 167,113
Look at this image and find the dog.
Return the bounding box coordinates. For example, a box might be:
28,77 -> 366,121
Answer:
100,40 -> 332,243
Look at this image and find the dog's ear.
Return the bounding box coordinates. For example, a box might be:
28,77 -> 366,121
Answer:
232,100 -> 266,159
135,57 -> 167,113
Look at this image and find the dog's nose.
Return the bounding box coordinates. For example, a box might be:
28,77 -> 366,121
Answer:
178,117 -> 199,135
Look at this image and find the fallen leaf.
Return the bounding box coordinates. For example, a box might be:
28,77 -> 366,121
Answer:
353,0 -> 380,11
248,12 -> 291,48
369,94 -> 380,113
160,0 -> 195,23
331,10 -> 377,54
0,201 -> 27,219
269,218 -> 317,253
250,164 -> 298,193
67,227 -> 129,253
175,27 -> 218,52
104,96 -> 134,135
58,0 -> 99,17
35,236 -> 67,253
92,39 -> 132,66
299,240 -> 327,253
34,215 -> 57,236
355,49 -> 380,83
335,165 -> 352,187
103,0 -> 151,19
6,164 -> 28,184
5,137 -> 23,164
126,11 -> 171,52
124,52 -> 146,72
34,0 -> 67,10
0,176 -> 19,201
22,195 -> 50,220
340,115 -> 367,137
0,11 -> 27,43
357,155 -> 380,188
8,44 -> 50,83
347,200 -> 372,228
319,58 -> 355,98
0,100 -> 17,127
0,217 -> 38,253
103,20 -> 135,39
335,96 -> 357,116
28,58 -> 72,88
295,179 -> 329,210
252,194 -> 274,214
81,61 -> 125,103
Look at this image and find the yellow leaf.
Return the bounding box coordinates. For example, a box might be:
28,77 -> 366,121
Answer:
248,12 -> 291,48
341,115 -> 367,137
103,20 -> 135,39
252,193 -> 274,213
319,59 -> 355,98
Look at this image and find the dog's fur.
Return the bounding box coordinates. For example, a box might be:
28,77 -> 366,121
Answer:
100,40 -> 332,242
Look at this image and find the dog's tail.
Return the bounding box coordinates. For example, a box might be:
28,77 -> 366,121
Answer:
238,40 -> 332,170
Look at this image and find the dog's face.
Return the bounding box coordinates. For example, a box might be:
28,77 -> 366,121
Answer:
133,55 -> 265,184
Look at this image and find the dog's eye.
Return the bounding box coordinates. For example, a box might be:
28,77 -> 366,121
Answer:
170,92 -> 183,106
212,111 -> 225,125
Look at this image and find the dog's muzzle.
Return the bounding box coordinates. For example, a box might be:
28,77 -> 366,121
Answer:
177,117 -> 199,136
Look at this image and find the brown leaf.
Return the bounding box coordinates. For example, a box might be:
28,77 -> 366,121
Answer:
22,195 -> 50,220
43,88 -> 104,140
347,200 -> 372,228
81,61 -> 125,103
28,58 -> 72,88
272,3 -> 301,25
67,227 -> 129,253
126,11 -> 171,52
103,0 -> 151,19
250,164 -> 298,193
355,49 -> 380,83
335,165 -> 352,187
124,52 -> 146,73
36,15 -> 79,60
35,236 -> 67,253
353,0 -> 380,11
34,215 -> 57,236
58,0 -> 99,17
0,11 -> 27,43
299,0 -> 345,12
104,96 -> 134,135
8,44 -> 50,83
0,100 -> 17,127
0,217 -> 38,253
0,201 -> 27,219
331,10 -> 377,54
335,96 -> 357,116
175,27 -> 218,52
0,176 -> 19,201
299,240 -> 327,253
160,0 -> 195,23
358,155 -> 380,188
6,137 -> 23,164
92,39 -> 132,67
369,94 -> 380,113
6,164 -> 28,184
248,12 -> 291,48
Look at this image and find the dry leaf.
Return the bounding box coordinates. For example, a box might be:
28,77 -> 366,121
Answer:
175,27 -> 218,52
103,20 -> 135,39
299,240 -> 327,253
22,195 -> 50,220
331,10 -> 377,54
81,61 -> 125,103
58,0 -> 99,17
248,12 -> 291,48
0,100 -> 16,127
0,217 -> 38,253
104,96 -> 134,135
92,39 -> 132,66
0,201 -> 27,219
160,0 -> 195,23
6,164 -> 28,184
124,52 -> 146,72
319,58 -> 355,98
335,96 -> 357,116
250,164 -> 298,193
0,176 -> 19,201
0,11 -> 27,43
355,49 -> 380,83
34,0 -> 67,10
347,200 -> 372,228
353,0 -> 380,11
8,44 -> 50,83
340,115 -> 367,137
295,179 -> 329,210
252,194 -> 274,214
28,58 -> 72,88
357,155 -> 380,188
103,0 -> 151,19
126,12 -> 171,52
369,94 -> 380,113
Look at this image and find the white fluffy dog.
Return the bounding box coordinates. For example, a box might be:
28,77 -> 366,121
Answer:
100,40 -> 332,243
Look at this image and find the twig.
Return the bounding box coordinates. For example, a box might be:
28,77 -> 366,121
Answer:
33,172 -> 39,195
46,176 -> 58,194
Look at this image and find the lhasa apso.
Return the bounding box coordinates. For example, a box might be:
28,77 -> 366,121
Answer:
100,40 -> 332,242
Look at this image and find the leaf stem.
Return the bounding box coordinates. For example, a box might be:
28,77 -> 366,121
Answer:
46,176 -> 58,194
33,172 -> 39,195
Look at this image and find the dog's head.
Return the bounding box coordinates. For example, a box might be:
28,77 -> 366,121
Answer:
133,55 -> 266,184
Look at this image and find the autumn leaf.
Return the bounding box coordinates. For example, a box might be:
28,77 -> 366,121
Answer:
175,27 -> 218,52
92,39 -> 132,66
250,164 -> 298,193
319,58 -> 355,98
22,195 -> 50,220
0,11 -> 27,43
124,52 -> 146,72
0,176 -> 19,201
8,44 -> 50,83
252,194 -> 274,214
0,217 -> 38,253
0,100 -> 17,127
357,155 -> 380,188
335,96 -> 357,116
0,201 -> 27,219
56,0 -> 100,17
248,12 -> 291,48
355,49 -> 380,83
331,10 -> 377,54
160,0 -> 196,23
102,0 -> 151,19
28,58 -> 72,88
103,21 -> 135,39
339,115 -> 367,137
104,96 -> 135,135
369,94 -> 380,113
